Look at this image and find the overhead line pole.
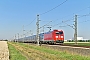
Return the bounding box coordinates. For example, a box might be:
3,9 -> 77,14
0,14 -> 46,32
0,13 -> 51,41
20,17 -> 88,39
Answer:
18,33 -> 19,42
23,25 -> 25,42
15,34 -> 16,42
62,15 -> 78,44
43,26 -> 44,33
36,15 -> 40,46
30,30 -> 31,36
74,15 -> 77,44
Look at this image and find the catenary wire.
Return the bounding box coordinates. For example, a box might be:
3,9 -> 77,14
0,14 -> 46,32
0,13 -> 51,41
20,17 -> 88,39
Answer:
39,0 -> 68,15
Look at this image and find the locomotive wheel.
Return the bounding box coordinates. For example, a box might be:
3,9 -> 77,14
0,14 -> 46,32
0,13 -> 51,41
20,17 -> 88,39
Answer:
53,42 -> 56,45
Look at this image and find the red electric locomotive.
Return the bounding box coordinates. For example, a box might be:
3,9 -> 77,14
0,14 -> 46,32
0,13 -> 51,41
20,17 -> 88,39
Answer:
17,29 -> 64,44
44,30 -> 64,44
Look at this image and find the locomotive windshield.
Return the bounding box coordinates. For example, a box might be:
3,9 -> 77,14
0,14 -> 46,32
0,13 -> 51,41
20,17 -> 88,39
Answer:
56,32 -> 63,34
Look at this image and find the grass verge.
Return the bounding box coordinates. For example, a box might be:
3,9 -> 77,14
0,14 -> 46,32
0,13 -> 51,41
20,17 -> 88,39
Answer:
64,42 -> 90,47
8,42 -> 90,60
8,42 -> 27,60
18,42 -> 90,60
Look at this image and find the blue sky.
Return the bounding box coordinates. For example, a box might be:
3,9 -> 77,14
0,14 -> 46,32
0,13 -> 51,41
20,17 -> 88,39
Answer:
0,0 -> 90,40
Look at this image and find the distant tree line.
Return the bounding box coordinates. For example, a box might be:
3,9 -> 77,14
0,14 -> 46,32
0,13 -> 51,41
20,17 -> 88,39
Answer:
67,40 -> 90,42
0,39 -> 8,41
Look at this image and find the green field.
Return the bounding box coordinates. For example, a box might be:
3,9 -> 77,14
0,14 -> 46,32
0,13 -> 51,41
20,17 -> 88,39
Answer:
8,42 -> 90,60
8,42 -> 27,60
64,42 -> 90,46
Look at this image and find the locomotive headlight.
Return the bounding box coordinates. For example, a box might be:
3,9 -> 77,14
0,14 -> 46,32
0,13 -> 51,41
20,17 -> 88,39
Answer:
61,36 -> 63,38
56,36 -> 58,38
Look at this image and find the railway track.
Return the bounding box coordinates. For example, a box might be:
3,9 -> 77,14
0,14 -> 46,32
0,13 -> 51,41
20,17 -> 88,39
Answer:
24,42 -> 90,49
61,44 -> 90,48
41,44 -> 90,57
27,43 -> 90,48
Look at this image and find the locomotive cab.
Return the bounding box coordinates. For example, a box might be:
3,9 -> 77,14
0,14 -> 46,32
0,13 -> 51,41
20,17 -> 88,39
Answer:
54,30 -> 64,43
